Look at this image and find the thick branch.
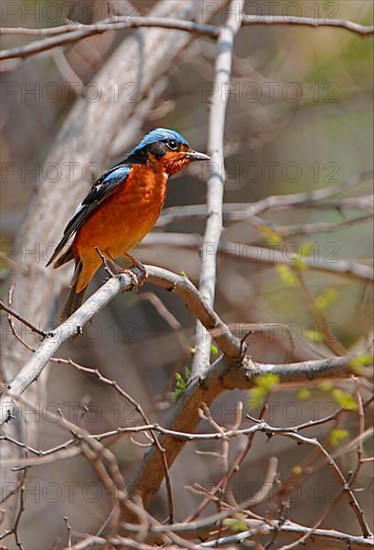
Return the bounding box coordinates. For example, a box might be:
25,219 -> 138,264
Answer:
0,265 -> 364,521
127,352 -> 359,517
1,0 -> 226,382
0,0 -> 227,525
0,265 -> 241,427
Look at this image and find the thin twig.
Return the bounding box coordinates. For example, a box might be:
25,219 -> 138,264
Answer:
242,14 -> 374,36
0,299 -> 48,338
1,13 -> 372,63
143,233 -> 374,282
156,170 -> 374,228
264,428 -> 372,538
0,17 -> 218,61
57,356 -> 176,525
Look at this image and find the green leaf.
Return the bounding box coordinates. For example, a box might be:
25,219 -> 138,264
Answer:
248,386 -> 266,408
210,343 -> 219,356
329,429 -> 349,447
276,264 -> 298,285
299,242 -> 315,257
171,367 -> 191,401
223,517 -> 248,532
349,354 -> 373,374
315,288 -> 339,310
304,329 -> 324,343
297,388 -> 311,401
332,389 -> 358,411
255,373 -> 280,392
319,381 -> 333,392
293,256 -> 308,271
249,374 -> 280,408
260,226 -> 284,246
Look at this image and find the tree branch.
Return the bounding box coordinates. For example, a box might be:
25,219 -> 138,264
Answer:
0,299 -> 47,338
191,0 -> 244,380
242,14 -> 374,36
127,350 -> 359,515
200,519 -> 374,549
143,233 -> 374,282
0,0 -> 227,528
0,263 -> 368,531
1,13 -> 373,63
0,265 -> 242,427
156,170 -> 373,228
0,17 -> 218,62
2,2 -> 372,542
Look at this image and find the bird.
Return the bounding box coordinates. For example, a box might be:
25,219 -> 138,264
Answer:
47,128 -> 210,321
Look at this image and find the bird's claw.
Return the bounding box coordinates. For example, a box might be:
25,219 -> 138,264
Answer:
125,265 -> 147,290
122,253 -> 147,289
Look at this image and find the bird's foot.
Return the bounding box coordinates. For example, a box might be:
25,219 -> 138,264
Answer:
123,253 -> 147,288
103,252 -> 147,290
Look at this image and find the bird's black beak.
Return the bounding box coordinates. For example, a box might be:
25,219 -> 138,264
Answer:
186,150 -> 210,161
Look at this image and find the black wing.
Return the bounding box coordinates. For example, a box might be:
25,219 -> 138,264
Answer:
47,164 -> 131,266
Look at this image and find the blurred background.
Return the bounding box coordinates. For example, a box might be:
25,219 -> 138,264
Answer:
1,1 -> 373,548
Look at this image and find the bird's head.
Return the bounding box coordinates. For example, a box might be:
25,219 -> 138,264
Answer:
129,128 -> 210,176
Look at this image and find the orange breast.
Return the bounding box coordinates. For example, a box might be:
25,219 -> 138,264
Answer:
74,162 -> 168,262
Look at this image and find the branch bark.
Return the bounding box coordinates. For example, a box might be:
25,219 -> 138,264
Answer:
0,17 -> 218,62
142,233 -> 374,282
1,12 -> 373,62
191,0 -> 244,380
0,264 -> 360,514
242,14 -> 374,35
126,354 -> 359,516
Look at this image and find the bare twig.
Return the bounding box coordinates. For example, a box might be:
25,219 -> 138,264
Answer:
136,292 -> 191,355
0,403 -> 358,462
126,353 -> 361,517
0,17 -> 218,62
241,14 -> 374,36
1,13 -> 373,63
257,427 -> 372,537
55,355 -> 176,524
0,299 -> 47,338
3,261 -> 365,430
0,263 -> 365,520
143,233 -> 374,282
200,520 -> 374,548
187,400 -> 270,521
5,285 -> 37,353
1,0 -> 228,530
0,265 -> 241,426
156,170 -> 374,228
0,473 -> 27,549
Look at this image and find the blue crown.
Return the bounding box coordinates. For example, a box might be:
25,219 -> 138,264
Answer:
131,128 -> 189,154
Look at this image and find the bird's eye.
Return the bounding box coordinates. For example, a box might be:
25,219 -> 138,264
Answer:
167,139 -> 178,151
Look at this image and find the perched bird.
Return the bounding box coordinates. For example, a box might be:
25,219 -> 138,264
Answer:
47,128 -> 209,321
